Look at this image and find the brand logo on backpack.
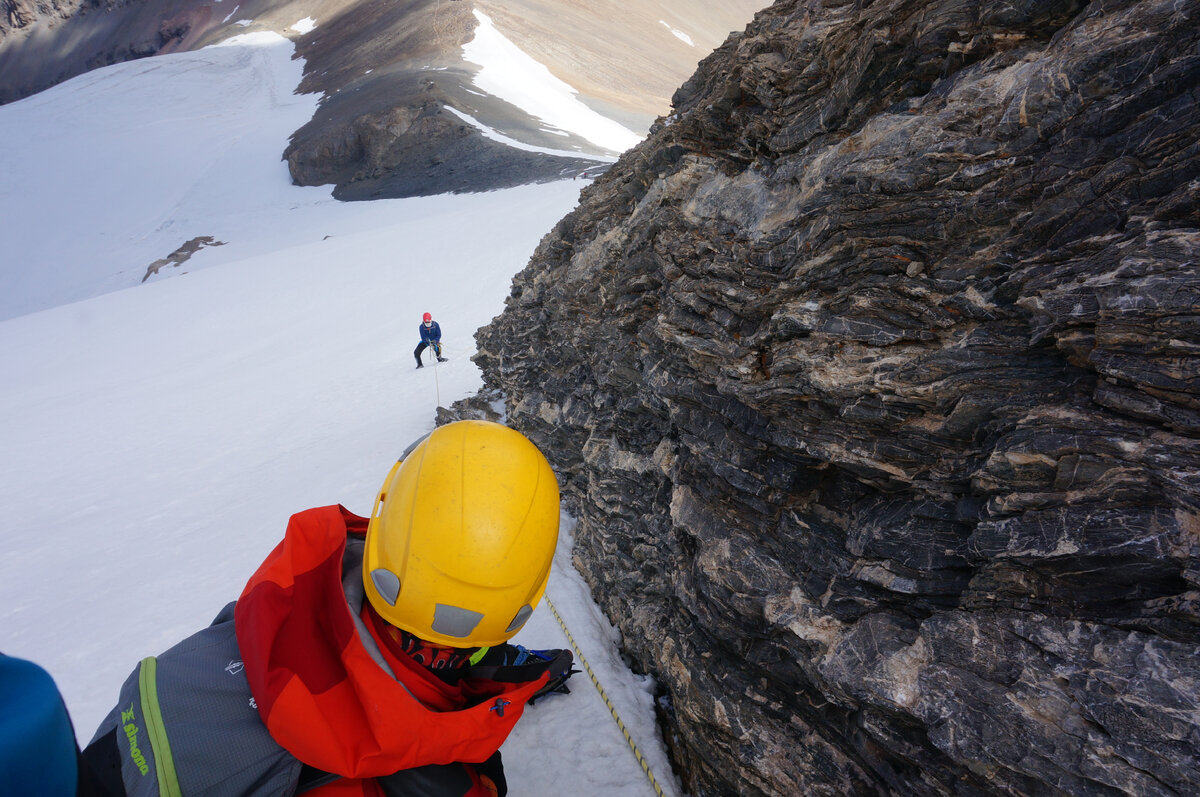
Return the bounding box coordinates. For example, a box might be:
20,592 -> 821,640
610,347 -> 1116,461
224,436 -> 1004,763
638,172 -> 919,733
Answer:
120,704 -> 150,776
225,660 -> 244,675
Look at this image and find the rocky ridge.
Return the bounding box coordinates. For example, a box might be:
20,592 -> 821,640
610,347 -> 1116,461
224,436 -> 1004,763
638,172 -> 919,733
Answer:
465,0 -> 1200,794
277,0 -> 606,200
1,0 -> 767,198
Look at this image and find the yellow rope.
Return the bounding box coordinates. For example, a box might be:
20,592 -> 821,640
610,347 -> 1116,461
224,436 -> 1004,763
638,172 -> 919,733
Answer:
544,594 -> 667,797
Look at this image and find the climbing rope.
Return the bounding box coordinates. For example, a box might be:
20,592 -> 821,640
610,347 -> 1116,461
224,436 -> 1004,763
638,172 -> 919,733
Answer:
543,594 -> 667,797
432,344 -> 442,408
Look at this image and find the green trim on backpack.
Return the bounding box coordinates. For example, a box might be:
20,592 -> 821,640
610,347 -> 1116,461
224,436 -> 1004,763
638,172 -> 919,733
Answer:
468,646 -> 490,666
138,657 -> 183,797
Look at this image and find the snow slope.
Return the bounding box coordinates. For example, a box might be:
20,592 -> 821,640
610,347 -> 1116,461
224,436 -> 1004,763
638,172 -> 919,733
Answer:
0,30 -> 679,797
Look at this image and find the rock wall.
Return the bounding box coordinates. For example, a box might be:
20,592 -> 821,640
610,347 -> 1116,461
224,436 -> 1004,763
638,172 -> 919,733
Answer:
468,0 -> 1200,794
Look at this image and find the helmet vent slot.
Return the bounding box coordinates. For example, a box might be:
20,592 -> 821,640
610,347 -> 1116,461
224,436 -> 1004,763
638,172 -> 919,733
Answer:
432,604 -> 484,638
505,604 -> 533,633
370,568 -> 401,606
400,434 -> 430,460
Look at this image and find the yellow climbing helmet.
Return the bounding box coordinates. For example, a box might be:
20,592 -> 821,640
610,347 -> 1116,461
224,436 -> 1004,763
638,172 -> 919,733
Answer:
363,420 -> 561,647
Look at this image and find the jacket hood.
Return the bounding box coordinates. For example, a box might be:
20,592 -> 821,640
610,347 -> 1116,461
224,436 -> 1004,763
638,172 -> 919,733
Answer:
235,505 -> 547,778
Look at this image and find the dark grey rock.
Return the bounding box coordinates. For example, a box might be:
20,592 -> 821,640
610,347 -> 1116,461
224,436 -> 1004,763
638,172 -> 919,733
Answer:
465,0 -> 1200,793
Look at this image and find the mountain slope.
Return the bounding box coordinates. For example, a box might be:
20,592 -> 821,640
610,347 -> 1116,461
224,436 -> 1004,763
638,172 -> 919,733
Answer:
0,33 -> 683,796
0,0 -> 768,197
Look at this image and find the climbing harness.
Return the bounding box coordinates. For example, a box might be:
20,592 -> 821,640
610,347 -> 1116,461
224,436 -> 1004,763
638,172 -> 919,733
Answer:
543,595 -> 667,797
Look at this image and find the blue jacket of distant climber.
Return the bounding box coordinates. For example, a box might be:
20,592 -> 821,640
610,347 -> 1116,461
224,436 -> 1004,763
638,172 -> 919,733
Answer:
419,320 -> 442,344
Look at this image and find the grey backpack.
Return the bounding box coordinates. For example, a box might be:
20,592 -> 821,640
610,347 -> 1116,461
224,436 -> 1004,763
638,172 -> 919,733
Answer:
89,602 -> 303,797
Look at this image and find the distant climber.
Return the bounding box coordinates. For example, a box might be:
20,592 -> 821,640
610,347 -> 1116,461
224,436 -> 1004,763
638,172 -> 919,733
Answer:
415,311 -> 448,368
81,420 -> 575,796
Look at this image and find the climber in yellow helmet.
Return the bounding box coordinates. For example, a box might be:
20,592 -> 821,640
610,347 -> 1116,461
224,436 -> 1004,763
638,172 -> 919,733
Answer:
363,420 -> 560,648
84,420 -> 574,797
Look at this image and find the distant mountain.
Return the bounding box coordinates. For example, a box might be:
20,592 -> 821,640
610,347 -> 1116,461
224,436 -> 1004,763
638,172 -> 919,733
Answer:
0,0 -> 768,197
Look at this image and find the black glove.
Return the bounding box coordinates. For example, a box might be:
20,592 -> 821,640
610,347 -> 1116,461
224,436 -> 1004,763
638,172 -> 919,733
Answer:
518,648 -> 577,705
376,754 -> 506,797
467,645 -> 578,706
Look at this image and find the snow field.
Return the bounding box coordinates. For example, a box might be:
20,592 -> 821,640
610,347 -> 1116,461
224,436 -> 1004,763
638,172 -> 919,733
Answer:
0,28 -> 677,797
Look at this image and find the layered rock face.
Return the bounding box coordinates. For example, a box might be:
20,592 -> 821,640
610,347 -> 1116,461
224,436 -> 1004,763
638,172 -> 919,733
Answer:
469,0 -> 1200,794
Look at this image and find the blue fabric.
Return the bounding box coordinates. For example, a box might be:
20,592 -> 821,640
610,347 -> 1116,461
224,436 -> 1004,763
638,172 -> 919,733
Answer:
0,654 -> 78,796
508,645 -> 553,666
419,320 -> 442,344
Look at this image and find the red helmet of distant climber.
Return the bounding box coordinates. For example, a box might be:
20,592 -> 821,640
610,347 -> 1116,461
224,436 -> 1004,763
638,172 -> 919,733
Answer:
422,312 -> 432,323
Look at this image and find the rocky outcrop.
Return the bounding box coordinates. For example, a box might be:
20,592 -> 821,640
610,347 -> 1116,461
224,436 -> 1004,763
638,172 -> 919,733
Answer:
467,0 -> 1200,794
2,0 -> 767,197
279,1 -> 603,199
282,0 -> 769,199
2,0 -> 78,37
0,0 -> 223,103
141,236 -> 225,282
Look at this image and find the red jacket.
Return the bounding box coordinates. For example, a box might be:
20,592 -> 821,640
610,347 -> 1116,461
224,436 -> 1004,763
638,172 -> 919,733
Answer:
235,506 -> 549,795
